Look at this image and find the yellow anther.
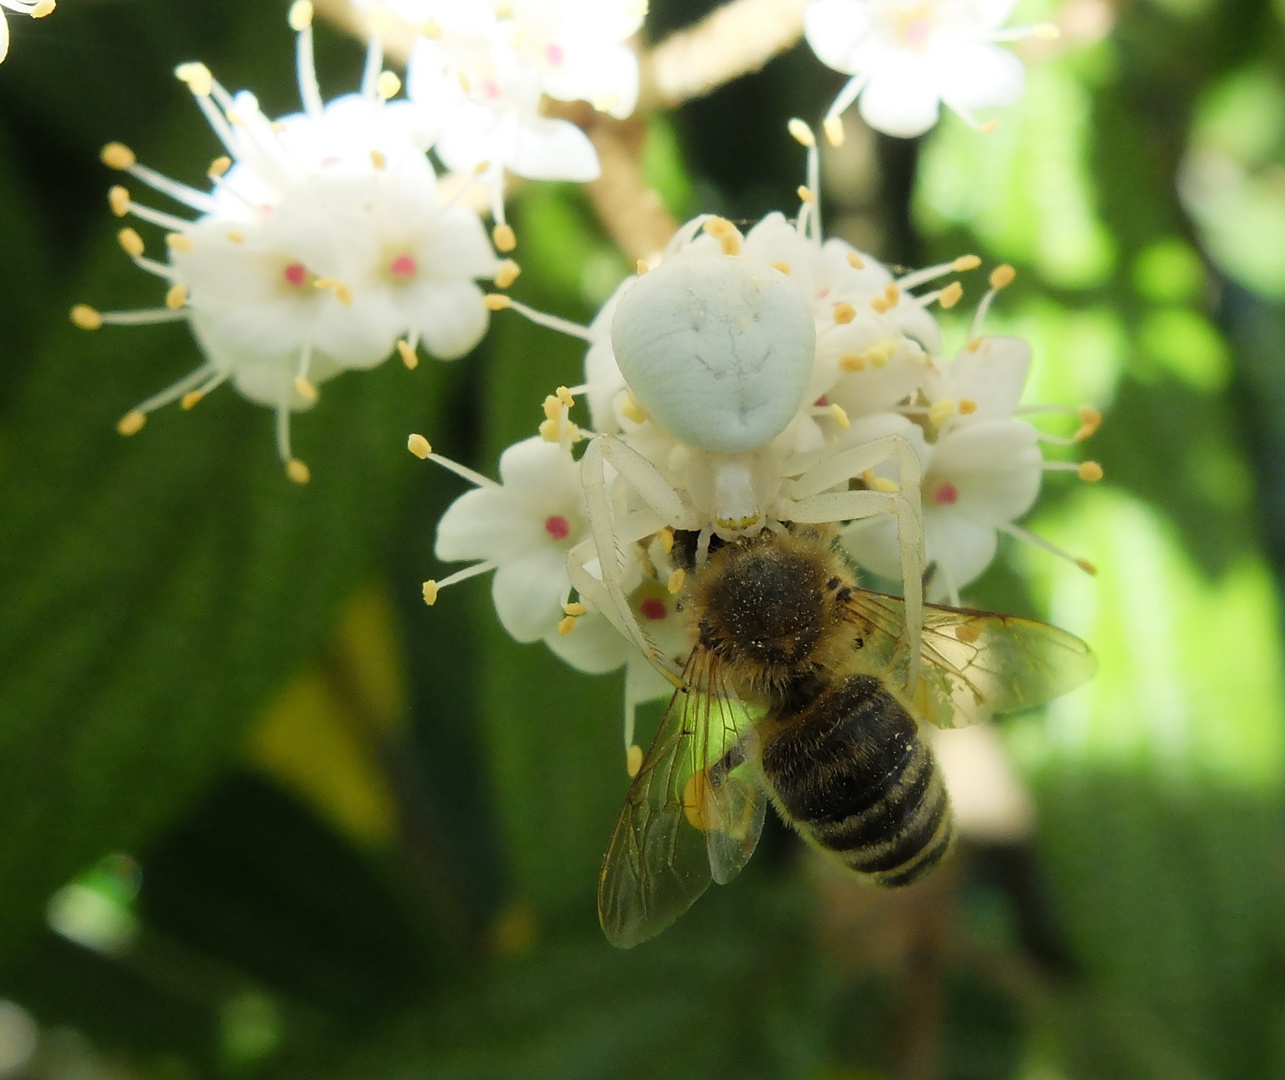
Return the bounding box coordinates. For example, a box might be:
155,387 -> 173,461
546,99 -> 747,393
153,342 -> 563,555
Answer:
1077,559 -> 1098,576
966,337 -> 984,353
484,293 -> 512,313
952,254 -> 981,272
397,340 -> 419,369
538,418 -> 560,442
287,459 -> 311,485
1078,461 -> 1104,482
175,62 -> 213,97
165,283 -> 188,310
165,232 -> 195,253
833,302 -> 856,325
862,470 -> 898,493
208,156 -> 232,179
667,569 -> 687,595
868,342 -> 895,367
71,304 -> 102,330
456,70 -> 471,94
657,527 -> 675,555
829,402 -> 851,429
408,433 -> 432,459
557,614 -> 577,636
494,259 -> 521,288
626,744 -> 644,778
770,261 -> 792,275
108,186 -> 130,217
493,223 -> 516,252
928,398 -> 956,429
938,281 -> 964,309
564,601 -> 588,617
787,118 -> 815,148
718,233 -> 742,256
542,394 -> 562,423
980,119 -> 1000,134
990,264 -> 1016,289
117,227 -> 144,257
294,376 -> 318,402
556,386 -> 575,408
117,410 -> 146,436
839,352 -> 866,373
422,579 -> 440,605
823,115 -> 845,147
181,389 -> 204,410
635,258 -> 649,275
870,295 -> 892,314
31,0 -> 54,15
421,19 -> 444,38
795,186 -> 817,207
884,284 -> 900,305
287,0 -> 314,31
1074,407 -> 1102,442
376,71 -> 402,101
620,393 -> 647,424
334,282 -> 353,306
958,397 -> 978,415
846,251 -> 865,269
370,149 -> 387,171
225,231 -> 245,244
593,91 -> 621,113
1034,22 -> 1060,39
703,216 -> 736,239
101,142 -> 135,170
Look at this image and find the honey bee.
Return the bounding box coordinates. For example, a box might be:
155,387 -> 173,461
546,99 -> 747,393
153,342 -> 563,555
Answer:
598,527 -> 1096,948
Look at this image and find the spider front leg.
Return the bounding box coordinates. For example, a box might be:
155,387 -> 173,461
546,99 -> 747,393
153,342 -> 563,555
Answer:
575,434 -> 700,684
780,434 -> 925,689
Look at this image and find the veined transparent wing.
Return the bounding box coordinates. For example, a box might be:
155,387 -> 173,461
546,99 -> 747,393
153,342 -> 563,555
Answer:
842,590 -> 1097,729
598,652 -> 766,949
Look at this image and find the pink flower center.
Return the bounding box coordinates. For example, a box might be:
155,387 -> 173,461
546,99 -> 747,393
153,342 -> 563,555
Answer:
933,481 -> 959,505
640,598 -> 668,621
814,395 -> 829,407
321,154 -> 341,168
481,78 -> 502,101
545,42 -> 565,67
389,254 -> 418,278
544,515 -> 572,541
903,16 -> 933,47
283,262 -> 308,287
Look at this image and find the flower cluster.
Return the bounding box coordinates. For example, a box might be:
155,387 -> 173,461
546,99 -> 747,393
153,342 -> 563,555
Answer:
420,122 -> 1100,749
73,2 -> 509,481
802,0 -> 1058,141
355,0 -> 647,234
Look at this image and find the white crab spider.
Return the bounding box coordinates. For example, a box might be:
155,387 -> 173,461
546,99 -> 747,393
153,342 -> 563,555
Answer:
563,250 -> 927,689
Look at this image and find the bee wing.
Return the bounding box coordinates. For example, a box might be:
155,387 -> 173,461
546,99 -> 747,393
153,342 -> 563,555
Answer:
844,590 -> 1098,729
598,654 -> 767,949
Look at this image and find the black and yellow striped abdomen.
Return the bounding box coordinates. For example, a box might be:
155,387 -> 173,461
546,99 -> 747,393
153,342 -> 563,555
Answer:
760,673 -> 953,887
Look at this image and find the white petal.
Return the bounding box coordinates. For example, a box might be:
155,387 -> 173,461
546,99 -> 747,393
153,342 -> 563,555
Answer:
493,548 -> 571,642
803,0 -> 872,74
545,609 -> 631,673
923,511 -> 999,594
403,280 -> 491,360
935,42 -> 1025,112
858,64 -> 943,138
435,486 -> 545,564
0,13 -> 10,64
509,115 -> 601,181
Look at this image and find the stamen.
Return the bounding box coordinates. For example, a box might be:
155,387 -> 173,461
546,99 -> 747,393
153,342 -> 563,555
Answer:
117,227 -> 144,257
488,295 -> 595,341
286,459 -> 311,484
667,569 -> 686,594
832,302 -> 856,324
108,186 -> 131,217
787,118 -> 815,148
626,744 -> 644,778
846,251 -> 865,270
823,116 -> 845,147
376,71 -> 401,101
493,223 -> 517,252
407,433 -> 432,459
494,259 -> 521,288
117,411 -> 146,436
397,340 -> 419,369
995,520 -> 1096,575
1075,407 -> 1102,441
796,185 -> 816,204
839,353 -> 865,372
958,397 -> 977,415
564,601 -> 588,616
968,263 -> 1016,341
165,283 -> 188,309
100,142 -> 136,170
657,527 -> 675,555
557,615 -> 577,635
71,304 -> 102,330
770,261 -> 791,275
555,386 -> 575,408
167,233 -> 196,253
829,403 -> 851,429
928,398 -> 956,429
620,394 -> 647,423
896,253 -> 980,290
370,149 -> 388,171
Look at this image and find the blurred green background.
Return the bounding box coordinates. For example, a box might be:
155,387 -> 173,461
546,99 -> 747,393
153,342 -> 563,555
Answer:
2,0 -> 1285,1076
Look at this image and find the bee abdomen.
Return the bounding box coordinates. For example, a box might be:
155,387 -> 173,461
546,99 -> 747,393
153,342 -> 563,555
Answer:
762,674 -> 955,888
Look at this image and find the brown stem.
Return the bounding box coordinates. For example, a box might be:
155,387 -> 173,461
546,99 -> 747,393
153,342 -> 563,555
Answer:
583,117 -> 680,264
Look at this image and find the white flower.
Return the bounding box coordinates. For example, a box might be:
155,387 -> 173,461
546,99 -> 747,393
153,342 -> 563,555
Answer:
74,4 -> 502,481
0,0 -> 53,65
433,437 -> 591,642
804,0 -> 1052,139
